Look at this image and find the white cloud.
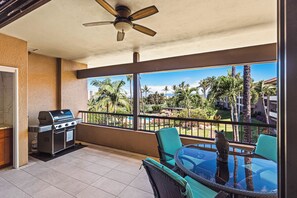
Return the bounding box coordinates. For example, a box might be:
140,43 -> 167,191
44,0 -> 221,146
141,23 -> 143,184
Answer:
142,81 -> 202,95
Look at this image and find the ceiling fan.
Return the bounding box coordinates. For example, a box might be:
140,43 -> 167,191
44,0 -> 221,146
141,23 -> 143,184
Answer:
83,0 -> 159,41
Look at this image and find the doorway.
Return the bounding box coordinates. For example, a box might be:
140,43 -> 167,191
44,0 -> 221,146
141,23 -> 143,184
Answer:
0,66 -> 19,169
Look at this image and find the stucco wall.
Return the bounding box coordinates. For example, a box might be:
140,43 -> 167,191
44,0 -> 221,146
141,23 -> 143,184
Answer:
61,59 -> 87,117
0,33 -> 28,166
0,33 -> 88,167
77,124 -> 160,157
28,53 -> 57,124
77,124 -> 254,158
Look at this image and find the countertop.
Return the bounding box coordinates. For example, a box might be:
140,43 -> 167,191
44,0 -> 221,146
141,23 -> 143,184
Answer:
0,125 -> 13,130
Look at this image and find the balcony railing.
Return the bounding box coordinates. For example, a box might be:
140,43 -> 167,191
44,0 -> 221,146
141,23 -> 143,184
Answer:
79,111 -> 133,129
79,111 -> 276,145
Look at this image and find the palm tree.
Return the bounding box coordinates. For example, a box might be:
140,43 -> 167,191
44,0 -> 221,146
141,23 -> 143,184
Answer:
163,86 -> 169,98
176,86 -> 196,117
199,76 -> 216,98
243,65 -> 252,143
91,79 -> 130,113
142,85 -> 151,100
172,85 -> 177,92
210,75 -> 242,141
199,80 -> 209,98
255,80 -> 277,124
232,66 -> 236,77
126,74 -> 133,112
89,78 -> 112,112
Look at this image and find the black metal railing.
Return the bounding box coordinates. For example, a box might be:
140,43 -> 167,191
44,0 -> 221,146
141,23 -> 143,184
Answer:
79,111 -> 133,129
138,115 -> 276,144
79,111 -> 276,144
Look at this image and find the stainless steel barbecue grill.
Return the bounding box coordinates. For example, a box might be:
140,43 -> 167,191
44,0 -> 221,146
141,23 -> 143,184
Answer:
29,109 -> 81,156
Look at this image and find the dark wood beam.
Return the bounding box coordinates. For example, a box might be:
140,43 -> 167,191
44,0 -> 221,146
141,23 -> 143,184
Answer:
0,0 -> 51,29
133,52 -> 140,130
77,43 -> 277,79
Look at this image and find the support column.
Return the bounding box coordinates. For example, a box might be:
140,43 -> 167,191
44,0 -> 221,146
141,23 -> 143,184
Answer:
278,0 -> 297,197
133,52 -> 140,130
56,58 -> 62,109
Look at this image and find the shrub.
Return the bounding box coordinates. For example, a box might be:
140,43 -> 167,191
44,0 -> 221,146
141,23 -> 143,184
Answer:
152,105 -> 162,113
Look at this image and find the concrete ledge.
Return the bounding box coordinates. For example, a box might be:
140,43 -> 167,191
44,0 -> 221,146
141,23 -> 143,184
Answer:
77,124 -> 254,158
77,124 -> 159,157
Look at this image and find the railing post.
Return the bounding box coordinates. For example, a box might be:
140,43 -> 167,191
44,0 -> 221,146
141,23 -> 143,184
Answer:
133,52 -> 140,130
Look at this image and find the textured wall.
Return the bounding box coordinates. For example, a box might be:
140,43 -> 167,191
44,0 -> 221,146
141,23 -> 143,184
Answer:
61,59 -> 87,117
77,124 -> 160,157
28,53 -> 57,124
0,33 -> 28,166
77,124 -> 254,158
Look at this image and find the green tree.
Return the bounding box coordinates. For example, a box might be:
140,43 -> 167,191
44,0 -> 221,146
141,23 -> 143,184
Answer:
126,75 -> 133,113
199,76 -> 216,98
255,80 -> 277,124
178,81 -> 189,91
175,86 -> 196,117
163,86 -> 169,98
210,75 -> 243,141
142,85 -> 151,99
90,79 -> 130,113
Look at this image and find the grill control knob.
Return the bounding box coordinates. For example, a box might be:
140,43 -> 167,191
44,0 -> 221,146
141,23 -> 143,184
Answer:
71,122 -> 75,125
65,124 -> 69,127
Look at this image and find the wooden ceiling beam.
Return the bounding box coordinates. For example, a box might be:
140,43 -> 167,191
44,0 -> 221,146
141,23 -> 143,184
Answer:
0,0 -> 51,29
77,43 -> 277,79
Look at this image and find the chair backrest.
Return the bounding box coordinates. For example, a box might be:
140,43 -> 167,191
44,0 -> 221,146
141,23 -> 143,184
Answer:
143,158 -> 193,198
255,134 -> 277,162
156,128 -> 182,161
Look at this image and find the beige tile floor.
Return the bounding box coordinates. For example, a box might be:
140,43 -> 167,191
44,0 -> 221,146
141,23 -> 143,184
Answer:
0,143 -> 155,198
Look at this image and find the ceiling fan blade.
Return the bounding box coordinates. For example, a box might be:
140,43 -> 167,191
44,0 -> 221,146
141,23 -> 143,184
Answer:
83,21 -> 113,27
95,0 -> 118,16
133,24 -> 156,36
129,6 -> 158,21
117,31 -> 125,41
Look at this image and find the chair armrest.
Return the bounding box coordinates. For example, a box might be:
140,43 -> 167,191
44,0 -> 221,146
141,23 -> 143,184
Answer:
215,191 -> 229,198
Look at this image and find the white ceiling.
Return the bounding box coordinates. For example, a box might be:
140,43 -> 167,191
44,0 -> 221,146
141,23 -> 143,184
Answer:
0,0 -> 277,68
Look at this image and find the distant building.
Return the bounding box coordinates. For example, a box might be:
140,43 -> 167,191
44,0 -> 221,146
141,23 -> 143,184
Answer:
254,77 -> 277,125
216,77 -> 277,125
264,78 -> 277,125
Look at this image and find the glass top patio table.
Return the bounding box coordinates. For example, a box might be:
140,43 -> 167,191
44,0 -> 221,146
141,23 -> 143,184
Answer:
174,143 -> 277,197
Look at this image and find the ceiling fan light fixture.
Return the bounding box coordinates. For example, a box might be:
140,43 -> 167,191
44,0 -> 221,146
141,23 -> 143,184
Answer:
114,19 -> 132,32
86,0 -> 158,41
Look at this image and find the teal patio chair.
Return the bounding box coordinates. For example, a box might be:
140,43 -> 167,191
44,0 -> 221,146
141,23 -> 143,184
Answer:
254,134 -> 277,162
155,127 -> 182,168
142,158 -> 227,198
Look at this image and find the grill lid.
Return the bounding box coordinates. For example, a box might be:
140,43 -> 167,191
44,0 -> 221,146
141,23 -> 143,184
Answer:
38,109 -> 74,125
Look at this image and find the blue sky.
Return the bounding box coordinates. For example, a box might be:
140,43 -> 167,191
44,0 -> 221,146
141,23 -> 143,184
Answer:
88,62 -> 277,95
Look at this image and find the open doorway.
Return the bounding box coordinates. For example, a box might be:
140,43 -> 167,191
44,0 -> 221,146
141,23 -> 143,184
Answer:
0,66 -> 19,169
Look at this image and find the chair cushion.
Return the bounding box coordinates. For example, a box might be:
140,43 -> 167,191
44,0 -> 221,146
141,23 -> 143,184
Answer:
144,158 -> 194,198
156,128 -> 182,161
185,176 -> 217,198
166,159 -> 176,166
255,134 -> 277,162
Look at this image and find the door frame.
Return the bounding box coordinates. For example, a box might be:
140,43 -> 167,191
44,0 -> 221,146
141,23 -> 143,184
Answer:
0,66 -> 19,169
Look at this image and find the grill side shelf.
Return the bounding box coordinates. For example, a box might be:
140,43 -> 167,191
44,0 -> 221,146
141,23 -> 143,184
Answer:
28,125 -> 53,133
